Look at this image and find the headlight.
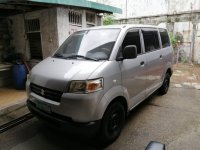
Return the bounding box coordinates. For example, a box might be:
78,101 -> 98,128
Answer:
69,78 -> 103,93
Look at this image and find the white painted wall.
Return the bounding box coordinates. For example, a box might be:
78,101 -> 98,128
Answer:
90,0 -> 200,18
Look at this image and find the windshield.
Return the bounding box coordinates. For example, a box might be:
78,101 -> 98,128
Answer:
54,29 -> 120,61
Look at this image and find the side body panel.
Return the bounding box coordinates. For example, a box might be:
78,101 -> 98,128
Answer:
141,28 -> 166,96
119,55 -> 147,108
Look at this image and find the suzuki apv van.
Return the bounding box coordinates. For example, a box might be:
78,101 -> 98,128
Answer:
26,24 -> 173,144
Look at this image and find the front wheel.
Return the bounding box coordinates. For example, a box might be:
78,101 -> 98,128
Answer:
159,73 -> 171,95
99,102 -> 125,145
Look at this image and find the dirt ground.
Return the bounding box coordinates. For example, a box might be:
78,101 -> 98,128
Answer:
171,63 -> 200,89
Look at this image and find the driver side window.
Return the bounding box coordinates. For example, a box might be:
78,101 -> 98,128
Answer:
122,29 -> 142,55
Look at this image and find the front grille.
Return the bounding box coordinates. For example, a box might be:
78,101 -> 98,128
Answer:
30,83 -> 63,102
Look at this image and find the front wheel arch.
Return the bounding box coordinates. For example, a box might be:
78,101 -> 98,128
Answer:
106,96 -> 128,116
99,101 -> 126,145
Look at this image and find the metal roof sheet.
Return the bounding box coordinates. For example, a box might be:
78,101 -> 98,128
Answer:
0,0 -> 122,13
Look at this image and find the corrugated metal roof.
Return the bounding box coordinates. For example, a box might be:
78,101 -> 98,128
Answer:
0,0 -> 122,14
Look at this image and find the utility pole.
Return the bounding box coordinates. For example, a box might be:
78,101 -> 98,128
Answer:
126,0 -> 128,22
190,2 -> 196,62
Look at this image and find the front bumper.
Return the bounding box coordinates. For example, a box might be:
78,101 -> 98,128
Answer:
26,80 -> 105,122
27,100 -> 101,136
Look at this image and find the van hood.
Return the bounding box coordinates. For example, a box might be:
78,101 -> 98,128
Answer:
30,57 -> 105,92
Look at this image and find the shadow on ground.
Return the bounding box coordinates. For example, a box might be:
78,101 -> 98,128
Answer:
0,94 -> 154,150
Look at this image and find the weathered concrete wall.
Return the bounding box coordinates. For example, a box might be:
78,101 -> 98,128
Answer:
116,12 -> 200,26
92,0 -> 200,18
0,19 -> 11,62
116,12 -> 200,63
168,0 -> 200,14
174,22 -> 193,42
8,14 -> 25,56
57,7 -> 70,46
194,23 -> 200,64
96,15 -> 103,26
8,6 -> 102,65
57,7 -> 102,46
39,8 -> 58,58
8,8 -> 59,62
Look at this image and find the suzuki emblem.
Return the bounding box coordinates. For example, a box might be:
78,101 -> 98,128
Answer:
41,89 -> 45,96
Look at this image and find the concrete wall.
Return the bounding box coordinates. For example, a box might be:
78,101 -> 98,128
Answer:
8,8 -> 59,63
194,23 -> 200,64
174,22 -> 193,42
57,7 -> 102,46
8,6 -> 102,66
93,0 -> 200,63
116,13 -> 200,63
39,8 -> 58,59
159,21 -> 200,63
92,0 -> 200,18
57,7 -> 70,46
8,15 -> 25,56
0,19 -> 10,63
168,0 -> 200,13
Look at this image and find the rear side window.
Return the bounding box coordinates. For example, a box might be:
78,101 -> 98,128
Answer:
142,29 -> 160,52
122,30 -> 142,54
159,29 -> 170,48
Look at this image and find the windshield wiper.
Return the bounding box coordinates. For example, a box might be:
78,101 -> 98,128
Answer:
53,53 -> 64,58
65,55 -> 98,61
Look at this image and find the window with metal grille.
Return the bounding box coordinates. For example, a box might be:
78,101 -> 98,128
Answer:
25,19 -> 40,32
25,19 -> 43,60
86,12 -> 95,24
69,11 -> 82,25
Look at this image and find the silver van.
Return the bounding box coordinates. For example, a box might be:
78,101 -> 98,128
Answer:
26,24 -> 173,144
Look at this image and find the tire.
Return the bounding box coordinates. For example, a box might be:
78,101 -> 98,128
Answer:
159,73 -> 170,95
99,102 -> 125,145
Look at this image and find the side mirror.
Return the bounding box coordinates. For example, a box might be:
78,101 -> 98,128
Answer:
122,45 -> 137,59
145,141 -> 166,150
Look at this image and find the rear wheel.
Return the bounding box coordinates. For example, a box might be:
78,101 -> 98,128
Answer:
99,102 -> 125,145
159,73 -> 170,95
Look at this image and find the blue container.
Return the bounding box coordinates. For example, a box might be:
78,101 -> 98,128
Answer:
12,64 -> 28,89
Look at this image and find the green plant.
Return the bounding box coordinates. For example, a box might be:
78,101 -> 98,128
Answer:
103,14 -> 115,25
181,55 -> 188,63
169,32 -> 177,48
169,32 -> 184,48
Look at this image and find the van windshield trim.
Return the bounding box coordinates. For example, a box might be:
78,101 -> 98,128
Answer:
53,28 -> 121,61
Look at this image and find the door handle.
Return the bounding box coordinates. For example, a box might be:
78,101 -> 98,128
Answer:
140,61 -> 145,66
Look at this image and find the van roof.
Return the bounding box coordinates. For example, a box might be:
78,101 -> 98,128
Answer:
82,24 -> 167,30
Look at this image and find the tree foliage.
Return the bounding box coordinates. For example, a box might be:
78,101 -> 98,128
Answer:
103,14 -> 115,25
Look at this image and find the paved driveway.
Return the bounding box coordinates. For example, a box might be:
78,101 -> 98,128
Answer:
1,86 -> 200,150
107,87 -> 200,150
